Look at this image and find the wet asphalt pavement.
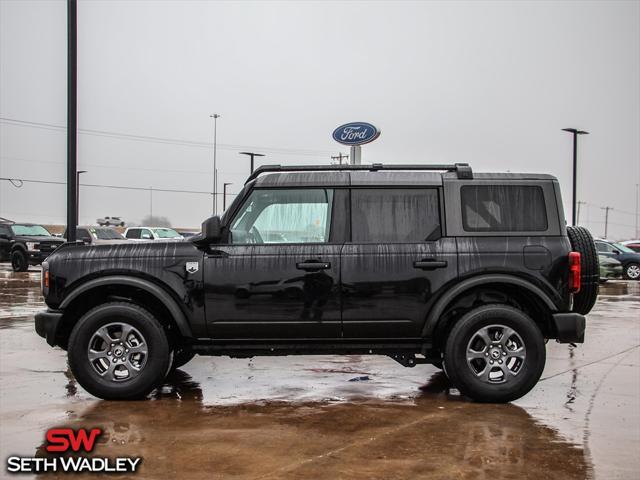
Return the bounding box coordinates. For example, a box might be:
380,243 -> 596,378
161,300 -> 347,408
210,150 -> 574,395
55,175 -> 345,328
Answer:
0,264 -> 638,479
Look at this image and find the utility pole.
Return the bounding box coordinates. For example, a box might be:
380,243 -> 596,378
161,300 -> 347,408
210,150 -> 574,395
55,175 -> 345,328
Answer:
239,152 -> 265,175
223,182 -> 232,211
76,170 -> 86,224
66,0 -> 78,241
576,200 -> 586,226
210,114 -> 221,214
562,128 -> 589,226
602,206 -> 613,239
331,152 -> 349,165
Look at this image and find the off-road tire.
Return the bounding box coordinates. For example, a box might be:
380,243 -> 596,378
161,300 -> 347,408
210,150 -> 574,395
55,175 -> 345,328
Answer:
623,262 -> 640,281
566,226 -> 599,314
444,305 -> 546,403
11,250 -> 28,272
68,302 -> 170,400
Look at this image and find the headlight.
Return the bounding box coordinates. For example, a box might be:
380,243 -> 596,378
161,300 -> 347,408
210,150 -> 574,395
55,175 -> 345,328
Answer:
26,242 -> 38,251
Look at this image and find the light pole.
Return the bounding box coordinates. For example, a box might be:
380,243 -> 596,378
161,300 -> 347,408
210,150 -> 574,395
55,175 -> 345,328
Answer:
210,114 -> 221,214
239,152 -> 265,175
67,0 -> 78,241
562,128 -> 589,225
223,182 -> 232,211
76,170 -> 86,224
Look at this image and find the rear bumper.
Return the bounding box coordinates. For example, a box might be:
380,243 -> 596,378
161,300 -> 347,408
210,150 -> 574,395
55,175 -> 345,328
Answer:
552,312 -> 586,343
35,309 -> 63,346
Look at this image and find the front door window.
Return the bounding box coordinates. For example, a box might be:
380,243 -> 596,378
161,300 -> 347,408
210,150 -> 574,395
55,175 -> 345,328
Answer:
230,189 -> 333,244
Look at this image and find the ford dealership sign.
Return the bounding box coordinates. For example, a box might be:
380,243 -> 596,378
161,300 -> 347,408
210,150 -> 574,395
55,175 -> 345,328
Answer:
332,122 -> 380,146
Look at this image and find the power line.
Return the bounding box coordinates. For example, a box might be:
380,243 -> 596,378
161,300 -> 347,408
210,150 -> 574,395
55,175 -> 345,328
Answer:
0,117 -> 334,157
0,177 -> 237,197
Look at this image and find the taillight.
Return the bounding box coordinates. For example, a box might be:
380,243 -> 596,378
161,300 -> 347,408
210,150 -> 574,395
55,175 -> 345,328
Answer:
568,252 -> 581,293
41,262 -> 49,295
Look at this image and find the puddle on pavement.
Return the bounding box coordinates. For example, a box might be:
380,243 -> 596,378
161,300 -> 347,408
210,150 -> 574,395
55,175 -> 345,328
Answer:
29,370 -> 589,480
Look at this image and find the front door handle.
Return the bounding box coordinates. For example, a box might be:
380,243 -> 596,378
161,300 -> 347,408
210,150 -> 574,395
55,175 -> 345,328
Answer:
296,261 -> 331,271
413,259 -> 448,270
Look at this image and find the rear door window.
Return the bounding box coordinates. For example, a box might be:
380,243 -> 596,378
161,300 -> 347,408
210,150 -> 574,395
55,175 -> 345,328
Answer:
461,185 -> 547,232
350,189 -> 441,243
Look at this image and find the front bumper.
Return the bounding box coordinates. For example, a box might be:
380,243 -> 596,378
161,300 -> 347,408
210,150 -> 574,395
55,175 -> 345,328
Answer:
35,309 -> 63,346
552,312 -> 586,343
27,251 -> 51,265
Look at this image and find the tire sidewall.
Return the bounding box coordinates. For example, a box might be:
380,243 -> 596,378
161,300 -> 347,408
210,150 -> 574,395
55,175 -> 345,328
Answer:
444,305 -> 546,403
68,303 -> 170,400
11,250 -> 27,272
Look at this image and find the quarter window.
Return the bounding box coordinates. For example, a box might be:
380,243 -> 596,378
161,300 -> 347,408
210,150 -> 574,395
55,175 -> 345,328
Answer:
461,185 -> 548,232
351,189 -> 441,243
230,189 -> 333,244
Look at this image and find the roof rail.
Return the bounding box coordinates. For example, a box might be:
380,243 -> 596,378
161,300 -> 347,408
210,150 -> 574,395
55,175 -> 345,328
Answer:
245,163 -> 472,184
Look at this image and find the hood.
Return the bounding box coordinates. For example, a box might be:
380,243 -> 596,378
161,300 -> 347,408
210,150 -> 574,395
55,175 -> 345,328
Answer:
49,239 -> 200,262
17,235 -> 65,243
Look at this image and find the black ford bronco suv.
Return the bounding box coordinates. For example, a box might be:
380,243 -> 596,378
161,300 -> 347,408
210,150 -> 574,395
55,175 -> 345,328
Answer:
35,164 -> 598,402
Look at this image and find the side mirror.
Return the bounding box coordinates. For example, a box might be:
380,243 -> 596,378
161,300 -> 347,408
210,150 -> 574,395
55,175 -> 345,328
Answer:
613,249 -> 620,255
193,216 -> 222,245
0,233 -> 9,240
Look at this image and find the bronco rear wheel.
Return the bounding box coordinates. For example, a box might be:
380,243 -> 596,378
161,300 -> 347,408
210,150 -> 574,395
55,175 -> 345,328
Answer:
444,305 -> 546,403
68,302 -> 170,400
566,226 -> 599,314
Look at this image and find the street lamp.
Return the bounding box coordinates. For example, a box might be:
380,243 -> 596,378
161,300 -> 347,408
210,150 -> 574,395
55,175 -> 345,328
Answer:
223,182 -> 233,211
210,114 -> 221,214
76,170 -> 87,225
239,152 -> 265,175
562,128 -> 589,226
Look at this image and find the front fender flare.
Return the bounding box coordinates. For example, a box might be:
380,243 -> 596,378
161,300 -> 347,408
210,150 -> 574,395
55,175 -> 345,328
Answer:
422,274 -> 559,338
59,275 -> 193,337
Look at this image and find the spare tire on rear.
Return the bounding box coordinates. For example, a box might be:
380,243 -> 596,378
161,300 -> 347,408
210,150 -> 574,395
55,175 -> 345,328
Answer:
566,226 -> 599,314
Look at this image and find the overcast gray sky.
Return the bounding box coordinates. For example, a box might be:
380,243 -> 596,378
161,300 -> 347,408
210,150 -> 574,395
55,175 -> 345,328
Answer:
1,0 -> 639,238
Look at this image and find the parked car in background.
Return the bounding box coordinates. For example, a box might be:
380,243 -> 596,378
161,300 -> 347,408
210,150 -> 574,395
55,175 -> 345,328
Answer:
0,221 -> 65,272
64,226 -> 127,245
124,227 -> 184,241
595,239 -> 640,280
598,255 -> 623,282
96,216 -> 126,227
621,240 -> 640,253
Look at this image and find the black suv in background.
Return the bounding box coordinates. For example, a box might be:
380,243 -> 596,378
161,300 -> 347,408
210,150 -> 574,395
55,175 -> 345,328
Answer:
35,164 -> 598,403
0,222 -> 65,272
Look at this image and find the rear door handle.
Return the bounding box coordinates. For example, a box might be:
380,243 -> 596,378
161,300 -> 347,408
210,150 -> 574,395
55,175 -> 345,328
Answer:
296,261 -> 331,271
413,259 -> 448,270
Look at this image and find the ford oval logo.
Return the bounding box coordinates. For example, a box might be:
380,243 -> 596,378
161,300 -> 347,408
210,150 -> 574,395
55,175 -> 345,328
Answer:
332,122 -> 381,146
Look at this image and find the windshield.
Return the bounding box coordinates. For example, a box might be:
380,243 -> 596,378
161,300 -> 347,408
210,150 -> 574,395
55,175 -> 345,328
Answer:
153,228 -> 181,238
91,228 -> 123,240
11,224 -> 51,236
613,243 -> 635,253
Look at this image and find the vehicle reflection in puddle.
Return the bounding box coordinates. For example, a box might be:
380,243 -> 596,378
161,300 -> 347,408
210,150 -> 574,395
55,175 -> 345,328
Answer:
34,370 -> 589,480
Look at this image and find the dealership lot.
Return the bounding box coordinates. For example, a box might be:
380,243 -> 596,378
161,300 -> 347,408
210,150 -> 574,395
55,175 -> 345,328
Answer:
0,263 -> 638,479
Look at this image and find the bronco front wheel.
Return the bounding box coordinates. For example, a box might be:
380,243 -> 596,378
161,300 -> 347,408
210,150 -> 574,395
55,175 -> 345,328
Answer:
68,302 -> 170,400
443,305 -> 546,403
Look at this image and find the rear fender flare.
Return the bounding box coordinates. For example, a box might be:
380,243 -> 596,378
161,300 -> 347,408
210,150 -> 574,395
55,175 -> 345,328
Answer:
59,275 -> 192,337
422,274 -> 559,338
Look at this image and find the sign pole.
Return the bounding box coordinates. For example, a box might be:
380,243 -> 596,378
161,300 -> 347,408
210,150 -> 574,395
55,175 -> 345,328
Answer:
349,146 -> 361,165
